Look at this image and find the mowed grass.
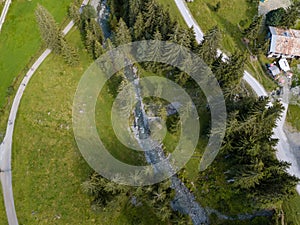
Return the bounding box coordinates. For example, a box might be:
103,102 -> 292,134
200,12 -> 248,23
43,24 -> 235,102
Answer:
0,0 -> 72,108
10,28 -> 164,224
187,0 -> 257,53
0,1 -> 3,13
11,28 -> 100,225
287,105 -> 300,131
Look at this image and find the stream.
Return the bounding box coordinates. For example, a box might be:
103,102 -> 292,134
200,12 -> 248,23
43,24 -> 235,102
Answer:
91,1 -> 209,224
91,0 -> 277,224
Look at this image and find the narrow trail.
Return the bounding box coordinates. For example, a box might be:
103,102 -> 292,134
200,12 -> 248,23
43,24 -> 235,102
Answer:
126,63 -> 209,225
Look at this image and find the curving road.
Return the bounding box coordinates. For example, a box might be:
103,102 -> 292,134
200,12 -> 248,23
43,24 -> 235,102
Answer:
0,0 -> 89,224
0,0 -> 12,32
174,0 -> 300,193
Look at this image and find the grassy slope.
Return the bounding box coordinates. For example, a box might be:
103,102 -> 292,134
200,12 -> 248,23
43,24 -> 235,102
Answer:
10,28 -> 164,224
0,0 -> 72,222
0,0 -> 72,108
186,0 -> 277,91
287,105 -> 300,131
188,0 -> 254,53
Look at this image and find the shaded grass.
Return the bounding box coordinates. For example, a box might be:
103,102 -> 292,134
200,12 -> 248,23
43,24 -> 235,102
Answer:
0,0 -> 73,108
287,105 -> 300,131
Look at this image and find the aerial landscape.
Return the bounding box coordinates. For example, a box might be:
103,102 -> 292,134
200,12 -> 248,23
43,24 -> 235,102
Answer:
0,0 -> 300,224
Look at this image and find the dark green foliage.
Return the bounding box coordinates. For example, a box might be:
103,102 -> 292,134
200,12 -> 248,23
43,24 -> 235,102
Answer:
211,51 -> 247,98
282,1 -> 300,28
114,18 -> 132,45
68,3 -> 104,59
265,8 -> 286,27
82,172 -> 187,223
197,26 -> 221,66
214,1 -> 221,12
265,2 -> 300,28
243,15 -> 263,54
81,172 -> 129,208
68,2 -> 81,26
133,12 -> 144,40
221,97 -> 299,204
80,5 -> 97,22
128,0 -> 143,26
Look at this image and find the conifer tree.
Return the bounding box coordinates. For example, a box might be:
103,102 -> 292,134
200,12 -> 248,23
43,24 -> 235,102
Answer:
35,4 -> 63,53
128,0 -> 142,26
114,18 -> 132,46
143,0 -> 158,38
133,12 -> 144,40
68,3 -> 81,26
197,26 -> 221,66
61,39 -> 79,66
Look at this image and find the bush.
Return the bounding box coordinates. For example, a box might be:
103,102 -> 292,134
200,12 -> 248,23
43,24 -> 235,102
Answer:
265,8 -> 286,27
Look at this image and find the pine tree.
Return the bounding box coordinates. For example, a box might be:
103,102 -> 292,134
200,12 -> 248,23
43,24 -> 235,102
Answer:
243,15 -> 263,54
219,97 -> 299,204
61,39 -> 79,66
80,5 -> 97,22
143,0 -> 158,38
114,18 -> 132,46
244,16 -> 262,41
68,3 -> 81,26
128,0 -> 142,26
133,12 -> 144,41
35,4 -> 63,53
85,29 -> 95,57
87,20 -> 104,43
94,40 -> 103,59
197,26 -> 221,66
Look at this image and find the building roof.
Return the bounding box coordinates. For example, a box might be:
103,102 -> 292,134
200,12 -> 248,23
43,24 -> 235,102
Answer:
269,26 -> 300,57
268,65 -> 281,76
278,58 -> 290,72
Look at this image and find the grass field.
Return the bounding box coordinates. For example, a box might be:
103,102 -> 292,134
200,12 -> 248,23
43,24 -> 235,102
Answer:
0,1 -> 3,13
185,0 -> 278,92
287,105 -> 300,131
187,0 -> 257,53
0,0 -> 72,108
8,28 -> 167,224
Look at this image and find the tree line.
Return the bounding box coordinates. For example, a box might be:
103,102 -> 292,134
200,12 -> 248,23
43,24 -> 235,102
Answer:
65,0 -> 299,223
